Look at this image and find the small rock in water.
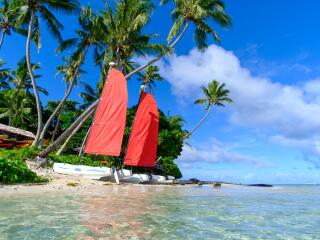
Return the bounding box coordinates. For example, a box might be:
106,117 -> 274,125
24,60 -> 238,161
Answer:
213,182 -> 221,187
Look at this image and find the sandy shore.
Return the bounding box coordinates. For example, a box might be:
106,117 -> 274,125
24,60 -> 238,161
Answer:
0,161 -> 235,197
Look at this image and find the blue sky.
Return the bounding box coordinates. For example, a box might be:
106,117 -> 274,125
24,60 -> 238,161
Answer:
2,0 -> 320,184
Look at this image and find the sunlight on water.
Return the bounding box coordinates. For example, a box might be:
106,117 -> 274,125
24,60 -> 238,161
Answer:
0,185 -> 320,239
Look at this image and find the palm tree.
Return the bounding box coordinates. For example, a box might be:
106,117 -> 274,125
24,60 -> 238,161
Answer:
38,0 -> 232,157
162,0 -> 231,48
0,0 -> 25,48
95,0 -> 167,89
42,56 -> 86,143
9,58 -> 47,126
126,0 -> 231,79
184,80 -> 232,139
15,0 -> 80,146
37,6 -> 100,146
79,81 -> 98,110
0,59 -> 12,90
56,57 -> 86,90
138,65 -> 163,93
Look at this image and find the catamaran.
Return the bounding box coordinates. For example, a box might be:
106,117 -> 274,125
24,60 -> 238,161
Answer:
53,66 -> 174,183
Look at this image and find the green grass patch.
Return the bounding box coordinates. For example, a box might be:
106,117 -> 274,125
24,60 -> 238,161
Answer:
0,148 -> 47,184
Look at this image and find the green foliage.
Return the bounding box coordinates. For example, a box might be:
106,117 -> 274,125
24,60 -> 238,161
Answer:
162,0 -> 232,48
0,148 -> 46,184
0,147 -> 38,160
195,80 -> 232,109
48,154 -> 108,167
160,157 -> 182,179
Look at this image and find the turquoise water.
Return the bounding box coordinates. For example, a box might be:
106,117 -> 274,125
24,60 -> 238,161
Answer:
0,185 -> 319,239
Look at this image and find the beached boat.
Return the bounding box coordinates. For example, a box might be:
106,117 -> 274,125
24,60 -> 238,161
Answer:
53,163 -> 113,179
53,163 -> 172,183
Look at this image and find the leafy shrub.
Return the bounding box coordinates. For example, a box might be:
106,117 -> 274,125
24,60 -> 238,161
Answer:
160,157 -> 182,179
49,154 -> 106,167
0,156 -> 47,184
0,147 -> 39,160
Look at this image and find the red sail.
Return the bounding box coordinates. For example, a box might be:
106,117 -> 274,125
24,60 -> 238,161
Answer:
124,92 -> 159,167
84,68 -> 128,156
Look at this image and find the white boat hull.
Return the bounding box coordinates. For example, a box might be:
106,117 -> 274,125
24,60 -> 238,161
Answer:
119,174 -> 151,183
53,163 -> 175,183
53,163 -> 113,179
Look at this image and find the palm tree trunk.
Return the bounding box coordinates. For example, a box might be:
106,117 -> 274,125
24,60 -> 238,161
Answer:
56,108 -> 94,156
38,47 -> 89,146
51,116 -> 61,142
51,86 -> 67,142
78,125 -> 91,156
0,30 -> 6,49
9,104 -> 13,126
8,89 -> 20,126
184,107 -> 212,139
39,22 -> 190,157
26,11 -> 43,147
39,101 -> 97,157
38,81 -> 73,145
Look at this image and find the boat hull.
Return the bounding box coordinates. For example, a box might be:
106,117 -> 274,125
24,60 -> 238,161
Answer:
53,163 -> 175,183
53,163 -> 113,179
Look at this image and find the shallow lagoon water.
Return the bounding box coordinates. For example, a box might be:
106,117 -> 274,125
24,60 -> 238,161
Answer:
0,185 -> 319,239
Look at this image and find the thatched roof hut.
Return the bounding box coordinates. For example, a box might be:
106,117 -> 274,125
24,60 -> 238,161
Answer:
0,124 -> 35,139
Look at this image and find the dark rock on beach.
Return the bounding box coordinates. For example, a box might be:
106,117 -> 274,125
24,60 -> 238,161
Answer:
246,184 -> 273,187
189,178 -> 200,184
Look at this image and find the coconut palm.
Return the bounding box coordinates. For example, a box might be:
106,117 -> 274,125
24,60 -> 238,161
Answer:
42,59 -> 86,142
0,59 -> 46,129
0,59 -> 12,90
37,6 -> 101,146
126,0 -> 231,79
184,80 -> 232,139
9,58 -> 47,126
138,65 -> 163,93
95,0 -> 167,89
161,0 -> 232,49
0,0 -> 25,48
14,0 -> 79,146
56,57 -> 86,90
79,82 -> 98,110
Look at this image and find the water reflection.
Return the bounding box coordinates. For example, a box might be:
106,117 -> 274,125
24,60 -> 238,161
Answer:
1,185 -> 320,240
78,185 -> 160,239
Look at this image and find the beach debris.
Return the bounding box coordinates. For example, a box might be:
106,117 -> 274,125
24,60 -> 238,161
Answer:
67,182 -> 79,187
35,156 -> 48,169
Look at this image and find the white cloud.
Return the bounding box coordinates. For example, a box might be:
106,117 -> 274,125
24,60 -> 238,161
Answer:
270,135 -> 320,168
155,45 -> 320,140
177,139 -> 271,167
